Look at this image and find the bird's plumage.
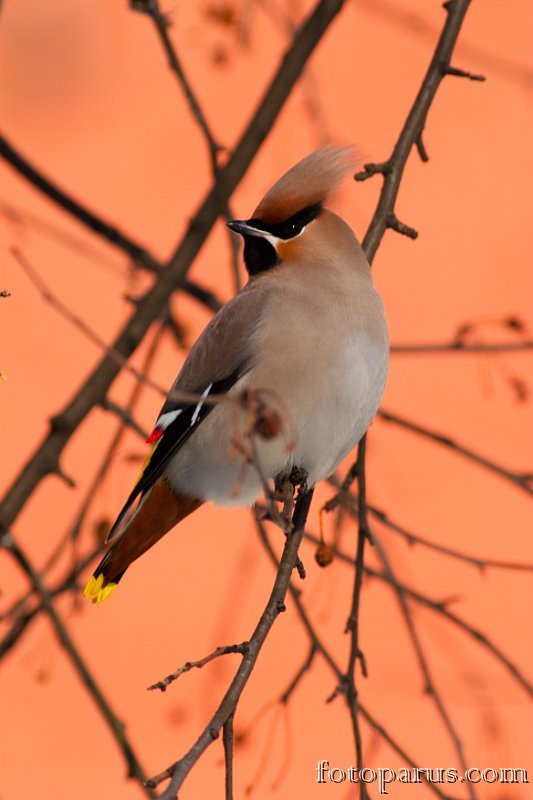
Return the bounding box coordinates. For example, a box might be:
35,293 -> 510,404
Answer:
252,146 -> 358,223
84,146 -> 388,605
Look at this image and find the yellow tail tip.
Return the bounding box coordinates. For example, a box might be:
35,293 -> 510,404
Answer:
83,574 -> 118,605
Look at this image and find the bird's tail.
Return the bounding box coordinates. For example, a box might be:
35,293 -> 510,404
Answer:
83,478 -> 202,604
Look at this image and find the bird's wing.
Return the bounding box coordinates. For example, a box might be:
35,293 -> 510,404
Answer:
105,283 -> 266,543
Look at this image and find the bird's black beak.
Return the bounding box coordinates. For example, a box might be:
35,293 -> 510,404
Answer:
227,219 -> 266,238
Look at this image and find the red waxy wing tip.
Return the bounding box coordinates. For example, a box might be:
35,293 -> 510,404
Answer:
146,427 -> 163,444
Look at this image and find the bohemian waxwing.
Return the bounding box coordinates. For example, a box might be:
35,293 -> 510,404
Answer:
84,146 -> 389,604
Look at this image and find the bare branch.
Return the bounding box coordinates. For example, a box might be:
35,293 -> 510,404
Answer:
223,712 -> 235,800
254,516 -> 461,800
147,478 -> 313,797
359,0 -> 483,264
325,478 -> 533,572
3,533 -> 154,797
0,0 -> 347,540
131,0 -> 223,172
303,528 -> 533,697
391,340 -> 533,354
279,644 -> 317,704
372,534 -> 477,800
0,134 -> 222,312
147,643 -> 249,692
368,503 -> 533,572
341,437 -> 370,798
133,0 -> 244,294
100,398 -> 148,439
378,408 -> 533,495
358,705 -> 461,800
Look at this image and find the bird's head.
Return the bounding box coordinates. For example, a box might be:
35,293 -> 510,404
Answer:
228,146 -> 359,276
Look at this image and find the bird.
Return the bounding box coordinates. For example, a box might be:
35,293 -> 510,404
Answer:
83,146 -> 389,604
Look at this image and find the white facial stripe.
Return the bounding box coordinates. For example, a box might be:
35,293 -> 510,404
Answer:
156,409 -> 183,429
244,226 -> 280,248
190,383 -> 213,426
252,224 -> 308,245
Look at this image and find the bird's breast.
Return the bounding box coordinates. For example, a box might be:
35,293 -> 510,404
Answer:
165,267 -> 388,505
245,267 -> 388,484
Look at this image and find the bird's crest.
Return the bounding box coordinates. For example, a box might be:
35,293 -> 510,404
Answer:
253,146 -> 359,224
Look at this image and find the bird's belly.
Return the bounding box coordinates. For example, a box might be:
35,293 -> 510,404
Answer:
163,395 -> 286,507
285,335 -> 387,485
165,329 -> 387,507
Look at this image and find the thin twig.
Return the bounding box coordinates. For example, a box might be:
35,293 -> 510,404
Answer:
254,515 -> 460,800
3,533 -> 154,797
132,0 -> 223,172
378,408 -> 533,495
10,246 -> 218,409
358,0 -> 483,264
391,340 -> 533,354
0,135 -> 221,312
223,712 -> 235,800
136,0 -> 244,293
368,503 -> 533,572
325,477 -> 533,572
372,533 -> 477,800
358,704 -> 460,800
279,643 -> 317,704
0,542 -> 101,658
302,529 -> 533,697
0,0 -> 346,540
100,398 -> 148,439
147,479 -> 313,797
0,324 -> 161,640
147,644 -> 249,692
342,437 -> 370,798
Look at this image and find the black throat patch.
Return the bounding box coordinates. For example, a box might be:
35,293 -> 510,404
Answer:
243,237 -> 278,276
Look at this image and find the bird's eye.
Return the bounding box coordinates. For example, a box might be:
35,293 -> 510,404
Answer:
285,222 -> 303,237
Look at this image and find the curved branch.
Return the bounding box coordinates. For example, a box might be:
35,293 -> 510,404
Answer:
358,0 -> 483,264
0,134 -> 221,312
3,534 -> 154,797
0,0 -> 346,540
378,408 -> 533,495
148,483 -> 313,797
304,529 -> 533,697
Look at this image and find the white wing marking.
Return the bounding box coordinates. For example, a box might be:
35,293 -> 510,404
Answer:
155,409 -> 183,430
190,384 -> 213,426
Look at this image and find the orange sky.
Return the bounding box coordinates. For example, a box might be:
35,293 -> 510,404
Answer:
1,2 -> 532,799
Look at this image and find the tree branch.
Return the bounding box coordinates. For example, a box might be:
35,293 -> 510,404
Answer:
0,134 -> 222,312
368,503 -> 533,572
378,408 -> 533,495
132,0 -> 244,292
324,477 -> 533,572
357,0 -> 483,264
303,528 -> 533,697
147,643 -> 249,692
131,0 -> 222,173
341,438 -> 370,797
372,533 -> 477,800
3,533 -> 154,797
391,340 -> 533,354
147,480 -> 313,797
0,0 -> 346,540
254,516 -> 461,800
